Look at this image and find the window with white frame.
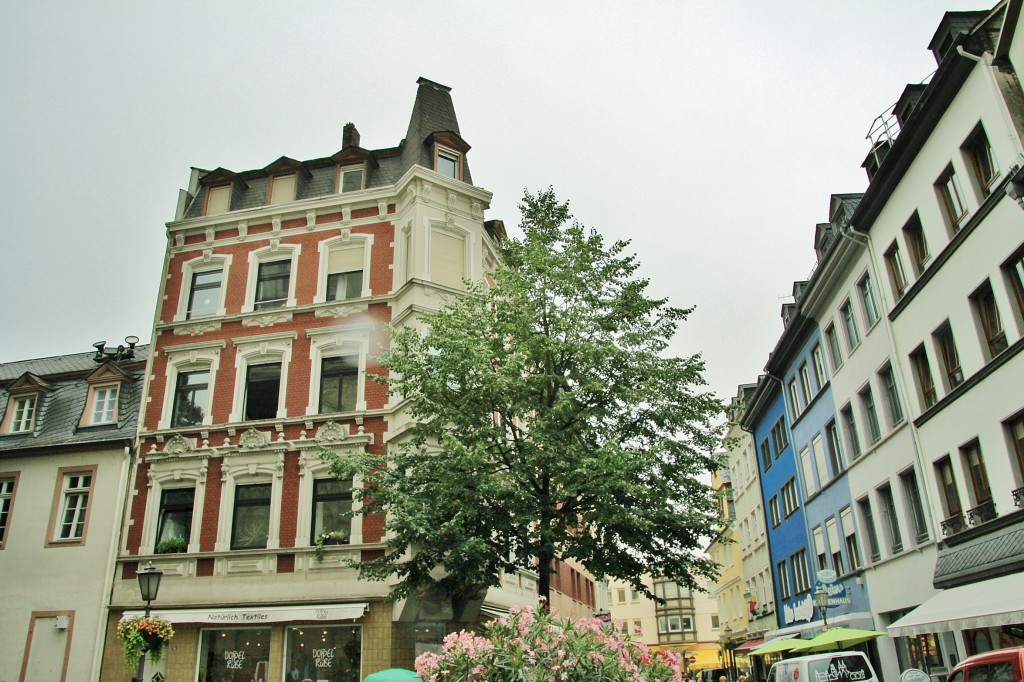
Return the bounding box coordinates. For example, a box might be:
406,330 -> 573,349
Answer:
306,326 -> 369,417
812,343 -> 827,389
781,478 -> 799,516
812,433 -> 829,487
824,517 -> 843,574
1003,245 -> 1024,332
230,334 -> 294,423
792,549 -> 810,593
231,482 -> 272,550
159,341 -> 223,430
841,507 -> 861,570
858,273 -> 880,327
436,146 -> 460,180
50,468 -> 95,543
243,245 -> 301,314
813,525 -> 826,571
204,185 -> 232,215
840,404 -> 861,459
91,386 -> 118,424
800,447 -> 816,497
175,253 -> 232,323
1007,412 -> 1024,487
788,379 -> 802,417
338,165 -> 364,193
826,420 -> 844,475
799,363 -> 813,405
0,474 -> 17,548
311,478 -> 352,545
769,495 -> 780,528
777,560 -> 791,600
320,356 -> 359,414
318,240 -> 368,303
156,487 -> 195,551
430,227 -> 467,290
9,395 -> 37,433
172,370 -> 211,427
268,174 -> 296,205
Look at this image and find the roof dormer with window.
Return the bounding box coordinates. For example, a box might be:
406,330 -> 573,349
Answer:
263,157 -> 311,206
0,373 -> 51,436
79,363 -> 131,428
199,168 -> 248,216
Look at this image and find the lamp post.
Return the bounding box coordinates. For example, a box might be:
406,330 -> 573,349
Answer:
722,625 -> 736,681
813,584 -> 829,631
134,561 -> 163,682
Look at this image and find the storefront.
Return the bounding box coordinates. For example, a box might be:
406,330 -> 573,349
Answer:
115,603 -> 369,682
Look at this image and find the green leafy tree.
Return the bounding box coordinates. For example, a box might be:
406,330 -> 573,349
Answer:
323,188 -> 724,604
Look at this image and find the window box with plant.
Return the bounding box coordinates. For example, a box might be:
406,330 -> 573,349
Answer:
155,536 -> 187,554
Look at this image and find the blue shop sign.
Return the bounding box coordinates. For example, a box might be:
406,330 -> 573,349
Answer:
814,569 -> 852,607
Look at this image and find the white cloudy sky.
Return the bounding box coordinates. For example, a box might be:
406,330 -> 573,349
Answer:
0,1 -> 989,403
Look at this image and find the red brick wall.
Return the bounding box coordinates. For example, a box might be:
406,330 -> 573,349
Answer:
200,458 -> 222,552
279,452 -> 299,547
124,460 -> 150,555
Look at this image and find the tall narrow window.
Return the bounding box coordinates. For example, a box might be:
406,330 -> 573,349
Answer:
877,483 -> 903,554
10,396 -> 36,433
799,364 -> 813,405
244,363 -> 281,421
0,477 -> 15,546
858,497 -> 882,562
935,456 -> 963,520
788,379 -> 802,416
172,370 -> 209,427
231,483 -> 271,550
910,345 -> 937,410
934,322 -> 964,390
776,560 -> 790,600
971,281 -> 1008,360
91,386 -> 118,424
879,364 -> 904,427
825,324 -> 843,370
840,300 -> 860,350
899,469 -> 929,544
431,229 -> 466,290
771,418 -> 789,455
826,517 -> 844,574
1008,413 -> 1024,485
156,488 -> 194,548
57,472 -> 92,540
841,405 -> 861,459
885,242 -> 908,299
1004,246 -> 1024,326
311,479 -> 353,545
962,124 -> 999,198
782,478 -> 799,516
825,420 -> 844,475
841,507 -> 861,570
903,214 -> 930,276
769,496 -> 780,528
859,387 -> 882,444
254,260 -> 291,310
791,549 -> 810,593
319,356 -> 358,414
858,274 -> 880,327
187,269 -> 223,319
436,147 -> 460,179
935,165 -> 969,234
813,526 -> 827,571
961,440 -> 993,508
812,344 -> 827,388
800,448 -> 817,497
760,438 -> 773,472
326,247 -> 364,302
812,434 -> 829,487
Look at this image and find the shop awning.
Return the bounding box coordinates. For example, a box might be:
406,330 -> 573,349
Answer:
888,574 -> 1024,637
121,602 -> 368,624
734,638 -> 765,654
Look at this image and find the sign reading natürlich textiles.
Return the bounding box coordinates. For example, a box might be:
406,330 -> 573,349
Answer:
814,570 -> 852,607
120,603 -> 367,624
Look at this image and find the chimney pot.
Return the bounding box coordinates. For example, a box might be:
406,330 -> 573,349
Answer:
343,123 -> 360,149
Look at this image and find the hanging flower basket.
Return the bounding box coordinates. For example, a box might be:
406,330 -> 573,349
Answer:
117,615 -> 175,671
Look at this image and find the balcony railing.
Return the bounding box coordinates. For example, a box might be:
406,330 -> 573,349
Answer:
940,513 -> 966,537
1013,486 -> 1024,508
966,500 -> 998,526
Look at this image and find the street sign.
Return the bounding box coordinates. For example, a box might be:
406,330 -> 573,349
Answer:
689,656 -> 697,664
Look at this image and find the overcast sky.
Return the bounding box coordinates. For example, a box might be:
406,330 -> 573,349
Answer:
0,1 -> 991,404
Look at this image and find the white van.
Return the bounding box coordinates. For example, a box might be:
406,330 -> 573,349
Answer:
767,652 -> 881,682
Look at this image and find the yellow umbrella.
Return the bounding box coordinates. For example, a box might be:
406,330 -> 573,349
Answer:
787,627 -> 887,653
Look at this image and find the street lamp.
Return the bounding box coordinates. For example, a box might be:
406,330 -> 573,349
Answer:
813,584 -> 829,630
134,562 -> 163,682
722,625 -> 736,680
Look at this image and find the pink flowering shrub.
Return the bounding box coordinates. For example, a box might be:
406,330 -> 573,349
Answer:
416,605 -> 683,681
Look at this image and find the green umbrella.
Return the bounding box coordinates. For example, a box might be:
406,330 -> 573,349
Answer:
749,636 -> 803,655
787,627 -> 887,653
364,669 -> 422,682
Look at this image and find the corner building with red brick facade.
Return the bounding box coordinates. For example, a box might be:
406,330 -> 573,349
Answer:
100,77 -> 596,682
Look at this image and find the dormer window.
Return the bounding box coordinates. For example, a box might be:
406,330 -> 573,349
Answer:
91,387 -> 118,424
10,396 -> 36,433
339,165 -> 364,193
436,147 -> 460,179
268,174 -> 297,205
205,185 -> 232,215
80,363 -> 128,427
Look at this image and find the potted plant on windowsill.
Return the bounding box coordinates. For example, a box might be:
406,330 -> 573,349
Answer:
313,530 -> 349,563
155,537 -> 187,554
117,615 -> 175,671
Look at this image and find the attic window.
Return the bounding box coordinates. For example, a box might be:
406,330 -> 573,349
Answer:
436,147 -> 459,180
7,396 -> 37,433
205,185 -> 232,215
269,174 -> 297,205
339,165 -> 364,193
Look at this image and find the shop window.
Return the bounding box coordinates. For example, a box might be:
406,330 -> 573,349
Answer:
156,487 -> 194,552
197,628 -> 272,681
286,625 -> 362,681
311,478 -> 353,545
231,483 -> 271,549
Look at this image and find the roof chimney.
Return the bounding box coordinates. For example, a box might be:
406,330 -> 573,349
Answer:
342,123 -> 360,149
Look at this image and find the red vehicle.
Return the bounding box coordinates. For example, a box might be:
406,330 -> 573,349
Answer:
948,647 -> 1024,682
